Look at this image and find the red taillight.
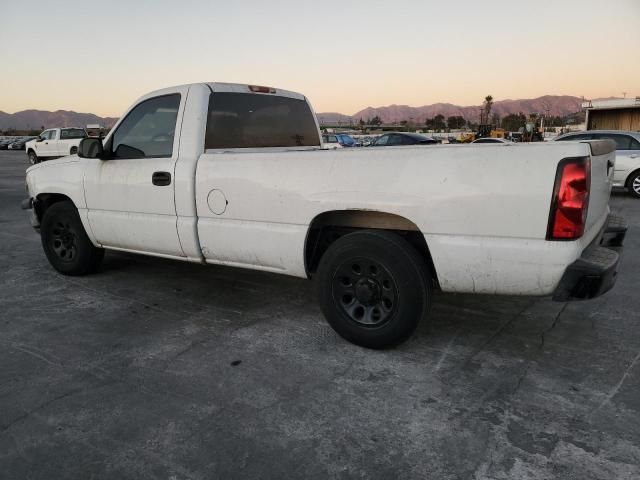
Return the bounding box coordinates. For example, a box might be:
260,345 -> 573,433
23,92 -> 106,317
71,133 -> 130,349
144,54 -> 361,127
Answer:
248,85 -> 276,94
547,157 -> 590,240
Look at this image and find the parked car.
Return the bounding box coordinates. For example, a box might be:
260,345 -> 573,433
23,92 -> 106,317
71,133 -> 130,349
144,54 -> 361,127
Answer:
8,137 -> 36,150
471,137 -> 511,144
371,132 -> 438,146
23,82 -> 626,349
0,139 -> 15,150
554,130 -> 640,198
25,127 -> 88,164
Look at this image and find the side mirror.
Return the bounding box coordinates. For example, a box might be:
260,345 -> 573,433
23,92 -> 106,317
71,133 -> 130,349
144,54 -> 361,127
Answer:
36,137 -> 44,142
78,137 -> 105,159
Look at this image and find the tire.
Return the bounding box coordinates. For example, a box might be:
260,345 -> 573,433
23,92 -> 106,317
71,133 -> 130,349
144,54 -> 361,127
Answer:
316,230 -> 432,349
70,146 -> 78,155
28,150 -> 38,165
626,170 -> 640,198
40,201 -> 104,275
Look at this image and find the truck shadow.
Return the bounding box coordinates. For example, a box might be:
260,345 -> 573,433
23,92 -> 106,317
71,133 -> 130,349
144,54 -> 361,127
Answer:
98,250 -> 545,353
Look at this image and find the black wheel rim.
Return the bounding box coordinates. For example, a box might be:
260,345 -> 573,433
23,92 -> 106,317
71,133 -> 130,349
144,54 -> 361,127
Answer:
50,221 -> 77,262
332,257 -> 398,327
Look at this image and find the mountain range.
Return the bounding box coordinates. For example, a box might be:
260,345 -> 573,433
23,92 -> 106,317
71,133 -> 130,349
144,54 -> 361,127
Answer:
0,110 -> 119,131
316,95 -> 587,124
1,95 -> 590,131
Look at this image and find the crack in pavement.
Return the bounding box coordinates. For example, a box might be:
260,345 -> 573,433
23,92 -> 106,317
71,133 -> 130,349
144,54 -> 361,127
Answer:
512,303 -> 569,395
590,349 -> 640,417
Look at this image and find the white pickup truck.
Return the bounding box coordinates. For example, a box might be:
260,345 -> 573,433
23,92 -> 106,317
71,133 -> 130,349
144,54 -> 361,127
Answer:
23,82 -> 627,348
25,127 -> 88,164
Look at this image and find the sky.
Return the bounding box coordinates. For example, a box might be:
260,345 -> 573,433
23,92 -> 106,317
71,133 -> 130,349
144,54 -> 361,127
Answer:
1,0 -> 639,117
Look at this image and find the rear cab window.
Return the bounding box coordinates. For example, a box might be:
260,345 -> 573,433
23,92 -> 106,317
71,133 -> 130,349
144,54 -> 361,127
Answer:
205,92 -> 320,149
60,128 -> 87,139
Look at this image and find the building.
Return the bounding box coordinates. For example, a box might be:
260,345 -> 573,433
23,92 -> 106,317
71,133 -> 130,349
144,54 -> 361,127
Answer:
582,97 -> 640,131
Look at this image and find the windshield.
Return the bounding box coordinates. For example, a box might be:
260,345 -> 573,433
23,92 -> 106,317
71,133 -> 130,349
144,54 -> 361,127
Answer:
338,135 -> 356,146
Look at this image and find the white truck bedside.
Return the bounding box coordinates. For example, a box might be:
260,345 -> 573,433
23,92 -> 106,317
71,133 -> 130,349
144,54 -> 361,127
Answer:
22,83 -> 627,348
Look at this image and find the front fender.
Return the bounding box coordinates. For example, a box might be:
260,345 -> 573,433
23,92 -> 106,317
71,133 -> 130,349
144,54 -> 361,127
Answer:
26,159 -> 85,209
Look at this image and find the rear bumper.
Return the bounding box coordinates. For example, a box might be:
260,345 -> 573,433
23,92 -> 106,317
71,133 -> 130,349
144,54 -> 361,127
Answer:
552,213 -> 627,301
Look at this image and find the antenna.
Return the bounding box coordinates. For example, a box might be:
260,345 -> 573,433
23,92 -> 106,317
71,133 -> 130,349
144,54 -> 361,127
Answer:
622,92 -> 627,98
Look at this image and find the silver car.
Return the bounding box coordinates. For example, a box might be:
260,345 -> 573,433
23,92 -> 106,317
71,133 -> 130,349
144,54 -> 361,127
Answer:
554,130 -> 640,198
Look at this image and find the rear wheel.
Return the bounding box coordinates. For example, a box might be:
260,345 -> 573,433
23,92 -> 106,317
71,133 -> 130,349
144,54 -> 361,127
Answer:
627,170 -> 640,198
28,150 -> 38,165
40,201 -> 104,275
316,230 -> 432,349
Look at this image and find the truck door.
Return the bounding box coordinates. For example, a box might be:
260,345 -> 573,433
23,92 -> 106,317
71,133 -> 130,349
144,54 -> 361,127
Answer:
591,133 -> 640,185
35,130 -> 55,157
84,87 -> 188,257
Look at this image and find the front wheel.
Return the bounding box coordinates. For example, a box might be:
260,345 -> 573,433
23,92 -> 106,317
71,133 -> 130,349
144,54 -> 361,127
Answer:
627,170 -> 640,198
28,150 -> 38,165
40,201 -> 104,275
316,230 -> 432,349
70,146 -> 78,155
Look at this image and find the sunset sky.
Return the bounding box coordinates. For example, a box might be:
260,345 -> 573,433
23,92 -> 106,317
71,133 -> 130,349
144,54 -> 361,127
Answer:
1,0 -> 638,117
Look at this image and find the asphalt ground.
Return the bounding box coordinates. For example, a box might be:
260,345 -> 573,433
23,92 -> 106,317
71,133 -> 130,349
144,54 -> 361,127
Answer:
1,150 -> 639,479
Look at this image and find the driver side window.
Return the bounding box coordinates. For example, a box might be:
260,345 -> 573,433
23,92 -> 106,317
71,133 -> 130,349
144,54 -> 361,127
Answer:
111,94 -> 180,159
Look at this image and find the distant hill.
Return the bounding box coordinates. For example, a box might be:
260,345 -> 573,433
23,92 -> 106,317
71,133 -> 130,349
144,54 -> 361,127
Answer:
0,110 -> 118,131
320,95 -> 587,124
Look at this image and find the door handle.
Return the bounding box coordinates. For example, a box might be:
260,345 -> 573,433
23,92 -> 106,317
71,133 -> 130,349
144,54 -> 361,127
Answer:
631,154 -> 638,159
152,171 -> 171,186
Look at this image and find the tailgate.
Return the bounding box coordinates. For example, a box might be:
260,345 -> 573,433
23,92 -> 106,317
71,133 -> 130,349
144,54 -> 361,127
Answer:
584,139 -> 616,233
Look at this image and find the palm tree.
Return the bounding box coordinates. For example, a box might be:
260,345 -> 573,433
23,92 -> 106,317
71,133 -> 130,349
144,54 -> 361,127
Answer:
483,95 -> 494,124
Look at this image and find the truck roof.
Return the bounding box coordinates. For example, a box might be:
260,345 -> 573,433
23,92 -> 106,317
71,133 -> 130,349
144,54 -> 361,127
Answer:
206,82 -> 306,101
141,83 -> 306,102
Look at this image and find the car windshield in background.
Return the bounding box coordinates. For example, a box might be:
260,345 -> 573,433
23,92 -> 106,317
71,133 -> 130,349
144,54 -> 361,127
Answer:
205,93 -> 320,149
337,135 -> 356,146
60,128 -> 87,139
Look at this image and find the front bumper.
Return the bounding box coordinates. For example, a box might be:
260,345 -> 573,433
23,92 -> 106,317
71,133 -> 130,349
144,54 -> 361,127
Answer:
552,213 -> 627,301
21,197 -> 40,230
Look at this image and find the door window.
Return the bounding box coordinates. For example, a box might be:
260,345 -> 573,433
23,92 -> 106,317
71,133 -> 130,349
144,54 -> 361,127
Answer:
590,133 -> 639,151
399,135 -> 416,145
374,135 -> 389,146
556,133 -> 592,141
111,94 -> 180,159
386,134 -> 403,146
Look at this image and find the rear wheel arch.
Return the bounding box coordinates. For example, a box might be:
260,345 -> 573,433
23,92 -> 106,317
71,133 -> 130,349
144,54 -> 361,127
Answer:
304,209 -> 439,288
